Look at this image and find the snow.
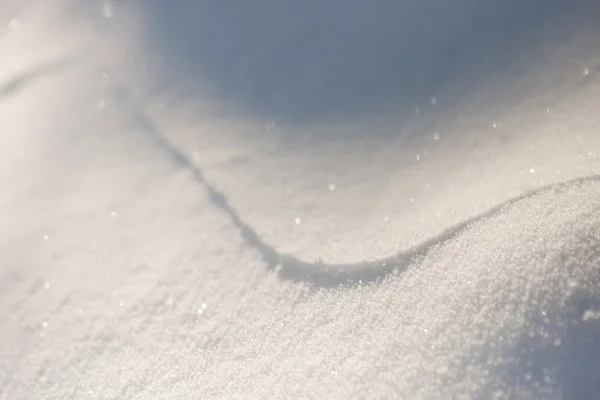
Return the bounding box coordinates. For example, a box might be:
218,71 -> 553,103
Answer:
1,0 -> 599,398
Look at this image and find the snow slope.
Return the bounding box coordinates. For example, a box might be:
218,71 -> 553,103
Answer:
1,0 -> 600,398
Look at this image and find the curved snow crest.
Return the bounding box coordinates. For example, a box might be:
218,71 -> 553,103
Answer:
125,96 -> 600,289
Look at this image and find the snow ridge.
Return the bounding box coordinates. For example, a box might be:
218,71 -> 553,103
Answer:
122,90 -> 600,289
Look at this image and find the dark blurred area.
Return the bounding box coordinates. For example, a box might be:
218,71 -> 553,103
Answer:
139,0 -> 582,122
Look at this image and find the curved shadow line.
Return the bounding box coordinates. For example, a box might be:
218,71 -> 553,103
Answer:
126,96 -> 600,289
0,55 -> 77,99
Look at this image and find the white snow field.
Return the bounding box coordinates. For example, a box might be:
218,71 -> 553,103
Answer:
1,0 -> 600,398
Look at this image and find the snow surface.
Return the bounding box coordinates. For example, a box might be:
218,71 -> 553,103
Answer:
1,0 -> 600,398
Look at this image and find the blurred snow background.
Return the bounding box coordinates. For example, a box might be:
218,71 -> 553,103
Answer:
1,0 -> 600,398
